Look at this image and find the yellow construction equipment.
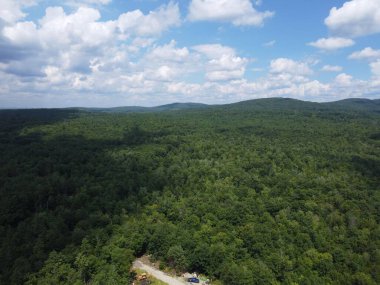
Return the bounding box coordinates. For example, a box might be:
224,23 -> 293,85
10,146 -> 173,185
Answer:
137,273 -> 147,281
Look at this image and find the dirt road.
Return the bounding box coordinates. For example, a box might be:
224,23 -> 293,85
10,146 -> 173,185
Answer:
132,259 -> 188,285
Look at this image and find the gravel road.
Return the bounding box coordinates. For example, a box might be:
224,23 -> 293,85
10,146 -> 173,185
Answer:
132,259 -> 188,285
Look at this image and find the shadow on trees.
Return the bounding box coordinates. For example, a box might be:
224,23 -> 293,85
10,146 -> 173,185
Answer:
0,110 -> 166,284
0,109 -> 79,134
351,155 -> 380,184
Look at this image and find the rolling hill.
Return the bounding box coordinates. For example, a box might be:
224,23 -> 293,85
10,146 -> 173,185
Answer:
70,98 -> 380,114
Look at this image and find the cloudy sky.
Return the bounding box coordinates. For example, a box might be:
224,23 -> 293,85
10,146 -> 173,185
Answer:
0,0 -> 380,108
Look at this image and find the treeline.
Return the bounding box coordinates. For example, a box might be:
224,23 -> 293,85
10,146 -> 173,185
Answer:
0,99 -> 379,284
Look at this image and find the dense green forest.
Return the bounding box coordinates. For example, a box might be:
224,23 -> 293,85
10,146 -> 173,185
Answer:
0,98 -> 379,284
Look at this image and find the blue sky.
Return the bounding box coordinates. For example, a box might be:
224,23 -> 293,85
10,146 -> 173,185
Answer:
0,0 -> 380,107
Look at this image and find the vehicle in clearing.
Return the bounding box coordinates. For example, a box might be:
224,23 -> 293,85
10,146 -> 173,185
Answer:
187,277 -> 200,283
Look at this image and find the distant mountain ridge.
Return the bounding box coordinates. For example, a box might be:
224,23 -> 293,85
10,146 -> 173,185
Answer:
323,98 -> 380,111
74,98 -> 380,113
2,98 -> 379,112
75,102 -> 209,113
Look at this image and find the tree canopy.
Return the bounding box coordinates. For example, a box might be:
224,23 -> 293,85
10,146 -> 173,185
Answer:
0,98 -> 379,284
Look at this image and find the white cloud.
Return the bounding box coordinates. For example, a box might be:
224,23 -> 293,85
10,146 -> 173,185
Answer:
79,0 -> 111,4
44,65 -> 66,84
1,3 -> 182,79
325,0 -> 380,37
88,0 -> 111,4
118,2 -> 181,36
335,73 -> 354,86
3,21 -> 39,47
192,44 -> 235,58
151,65 -> 175,81
167,82 -> 201,95
140,41 -> 197,82
1,50 -> 379,107
193,44 -> 248,81
349,47 -> 380,60
35,6 -> 116,48
65,0 -> 112,7
0,1 -> 25,23
1,5 -> 126,82
308,37 -> 354,50
199,75 -> 331,102
0,0 -> 37,23
147,40 -> 189,62
188,0 -> 274,26
206,69 -> 245,81
209,54 -> 247,70
299,80 -> 330,97
1,2 -> 379,107
328,73 -> 371,99
270,58 -> 313,76
263,40 -> 276,47
89,47 -> 129,73
348,47 -> 380,81
370,61 -> 380,77
128,38 -> 155,53
321,65 -> 343,72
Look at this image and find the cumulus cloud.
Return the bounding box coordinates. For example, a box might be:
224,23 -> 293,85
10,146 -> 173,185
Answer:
335,73 -> 354,86
193,44 -> 248,81
348,47 -> 380,81
147,40 -> 189,62
87,0 -> 111,4
3,21 -> 39,47
40,7 -> 116,48
325,0 -> 380,38
76,0 -> 112,4
141,41 -> 197,81
117,2 -> 181,36
1,47 -> 379,107
370,61 -> 380,77
199,75 -> 331,102
270,58 -> 313,76
231,69 -> 372,102
167,82 -> 201,95
127,38 -> 155,53
64,0 -> 112,7
0,0 -> 37,23
192,44 -> 235,58
0,2 -> 183,80
150,65 -> 176,81
205,69 -> 245,81
1,6 -> 121,77
1,1 -> 379,107
188,0 -> 274,26
321,65 -> 343,72
308,37 -> 354,50
349,47 -> 380,60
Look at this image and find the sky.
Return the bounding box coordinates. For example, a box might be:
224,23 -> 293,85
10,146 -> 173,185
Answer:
0,0 -> 380,108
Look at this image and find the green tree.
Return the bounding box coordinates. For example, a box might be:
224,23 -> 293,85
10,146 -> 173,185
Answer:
166,245 -> 188,273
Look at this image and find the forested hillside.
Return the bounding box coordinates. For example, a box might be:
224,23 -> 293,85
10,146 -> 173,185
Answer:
0,98 -> 379,284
